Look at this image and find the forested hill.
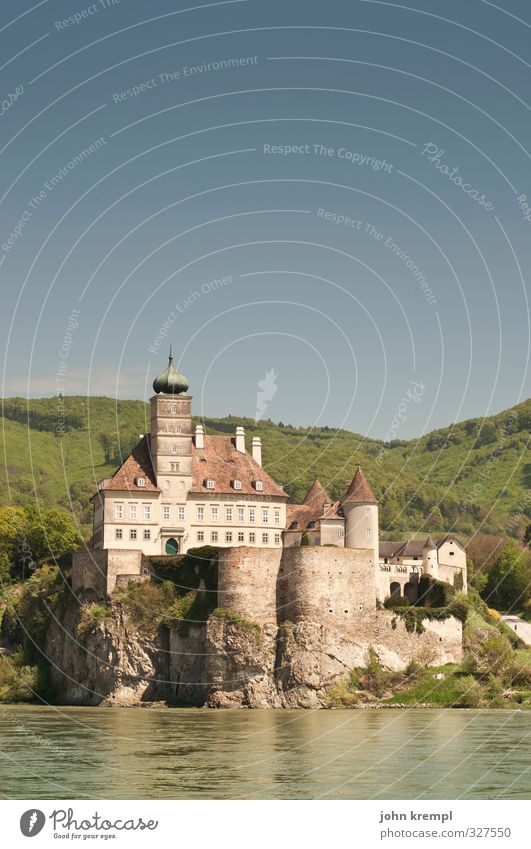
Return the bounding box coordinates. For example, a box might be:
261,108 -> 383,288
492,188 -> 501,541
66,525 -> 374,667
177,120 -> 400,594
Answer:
1,395 -> 530,540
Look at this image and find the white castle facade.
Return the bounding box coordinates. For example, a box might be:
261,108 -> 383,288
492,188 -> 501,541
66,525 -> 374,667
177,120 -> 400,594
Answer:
91,353 -> 466,602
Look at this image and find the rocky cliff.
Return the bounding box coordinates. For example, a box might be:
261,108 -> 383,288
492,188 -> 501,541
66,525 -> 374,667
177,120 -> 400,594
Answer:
45,601 -> 462,708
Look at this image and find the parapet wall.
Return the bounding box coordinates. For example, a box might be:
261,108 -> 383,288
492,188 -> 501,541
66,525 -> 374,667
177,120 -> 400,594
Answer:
72,549 -> 145,598
278,546 -> 376,623
217,546 -> 283,625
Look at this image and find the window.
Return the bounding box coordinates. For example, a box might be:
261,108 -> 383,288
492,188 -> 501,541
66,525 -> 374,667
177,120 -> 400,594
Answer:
130,529 -> 137,540
115,504 -> 123,520
179,481 -> 185,490
274,510 -> 280,524
178,506 -> 185,521
170,462 -> 180,472
249,532 -> 256,543
366,528 -> 372,539
274,533 -> 281,545
206,479 -> 215,490
210,506 -> 218,521
254,480 -> 263,491
129,504 -> 137,520
211,531 -> 218,543
197,506 -> 204,521
225,531 -> 232,543
170,404 -> 177,414
384,557 -> 388,564
197,530 -> 204,542
238,531 -> 245,542
238,507 -> 244,522
366,507 -> 371,517
339,527 -> 345,538
115,528 -> 123,540
225,507 -> 232,522
172,444 -> 177,453
162,505 -> 170,521
143,529 -> 151,541
164,480 -> 170,490
232,479 -> 242,490
144,505 -> 151,520
136,477 -> 145,487
449,551 -> 454,556
249,508 -> 256,523
262,533 -> 269,544
175,424 -> 182,434
262,509 -> 269,523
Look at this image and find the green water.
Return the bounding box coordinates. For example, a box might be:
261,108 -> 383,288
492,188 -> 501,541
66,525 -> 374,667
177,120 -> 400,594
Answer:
0,706 -> 529,799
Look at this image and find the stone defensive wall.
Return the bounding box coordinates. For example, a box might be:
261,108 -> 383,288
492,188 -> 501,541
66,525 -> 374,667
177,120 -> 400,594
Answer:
72,549 -> 148,598
278,546 -> 376,623
217,546 -> 283,624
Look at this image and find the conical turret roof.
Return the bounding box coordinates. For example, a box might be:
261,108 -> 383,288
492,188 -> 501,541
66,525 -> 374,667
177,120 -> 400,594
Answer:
342,465 -> 377,505
423,535 -> 437,550
303,479 -> 329,508
152,348 -> 189,395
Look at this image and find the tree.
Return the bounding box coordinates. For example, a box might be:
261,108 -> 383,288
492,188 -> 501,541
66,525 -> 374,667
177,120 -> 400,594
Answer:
0,506 -> 80,581
524,523 -> 531,549
486,541 -> 530,610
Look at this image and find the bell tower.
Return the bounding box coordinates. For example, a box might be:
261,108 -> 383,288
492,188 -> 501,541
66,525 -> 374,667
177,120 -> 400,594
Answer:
150,348 -> 193,493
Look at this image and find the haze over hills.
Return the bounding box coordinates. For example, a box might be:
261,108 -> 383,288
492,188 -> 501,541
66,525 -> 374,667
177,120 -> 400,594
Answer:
1,395 -> 529,541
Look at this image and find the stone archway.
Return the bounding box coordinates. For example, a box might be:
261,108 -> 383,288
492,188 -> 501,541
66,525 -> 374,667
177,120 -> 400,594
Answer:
390,581 -> 401,599
165,537 -> 179,555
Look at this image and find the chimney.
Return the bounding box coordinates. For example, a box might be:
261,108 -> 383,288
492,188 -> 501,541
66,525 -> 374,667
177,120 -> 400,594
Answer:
251,436 -> 262,466
195,424 -> 205,449
235,425 -> 245,453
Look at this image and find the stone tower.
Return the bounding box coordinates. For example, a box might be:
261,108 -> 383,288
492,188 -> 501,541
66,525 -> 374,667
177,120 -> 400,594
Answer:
150,349 -> 193,495
341,466 -> 379,566
422,535 -> 438,579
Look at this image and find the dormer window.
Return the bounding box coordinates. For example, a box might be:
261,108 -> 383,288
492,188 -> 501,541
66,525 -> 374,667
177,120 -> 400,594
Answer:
308,521 -> 316,529
205,479 -> 215,489
136,477 -> 145,487
232,479 -> 242,490
253,480 -> 263,491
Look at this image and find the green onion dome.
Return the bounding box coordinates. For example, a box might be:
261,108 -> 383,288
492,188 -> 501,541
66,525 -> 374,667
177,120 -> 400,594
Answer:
152,349 -> 189,394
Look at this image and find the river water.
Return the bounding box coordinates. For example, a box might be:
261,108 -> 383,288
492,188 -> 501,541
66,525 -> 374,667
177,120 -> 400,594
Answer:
0,706 -> 528,799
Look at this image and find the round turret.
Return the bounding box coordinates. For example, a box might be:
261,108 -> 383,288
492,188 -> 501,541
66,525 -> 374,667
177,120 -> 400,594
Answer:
422,535 -> 438,579
152,348 -> 189,395
341,466 -> 379,563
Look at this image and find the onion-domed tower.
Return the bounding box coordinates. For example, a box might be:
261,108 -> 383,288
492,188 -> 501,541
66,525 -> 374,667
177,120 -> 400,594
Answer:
150,348 -> 193,491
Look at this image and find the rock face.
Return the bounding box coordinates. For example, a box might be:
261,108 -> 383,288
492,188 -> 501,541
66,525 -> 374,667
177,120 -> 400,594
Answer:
45,603 -> 462,708
46,603 -> 170,707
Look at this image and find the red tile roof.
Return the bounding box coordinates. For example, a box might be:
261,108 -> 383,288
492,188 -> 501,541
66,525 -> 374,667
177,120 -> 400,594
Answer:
342,466 -> 377,505
191,435 -> 287,498
99,435 -> 159,492
285,479 -> 335,530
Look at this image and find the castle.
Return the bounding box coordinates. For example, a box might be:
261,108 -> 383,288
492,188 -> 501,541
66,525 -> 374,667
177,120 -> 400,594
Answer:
79,352 -> 466,609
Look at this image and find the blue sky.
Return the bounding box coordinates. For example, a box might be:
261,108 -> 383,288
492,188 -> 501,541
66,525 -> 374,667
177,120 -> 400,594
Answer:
1,0 -> 530,438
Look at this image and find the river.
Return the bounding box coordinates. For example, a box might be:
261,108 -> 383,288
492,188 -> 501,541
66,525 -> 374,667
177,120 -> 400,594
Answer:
0,706 -> 528,799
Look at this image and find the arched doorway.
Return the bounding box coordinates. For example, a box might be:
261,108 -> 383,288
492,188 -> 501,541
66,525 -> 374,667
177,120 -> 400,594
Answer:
404,582 -> 417,604
390,581 -> 401,599
165,537 -> 179,555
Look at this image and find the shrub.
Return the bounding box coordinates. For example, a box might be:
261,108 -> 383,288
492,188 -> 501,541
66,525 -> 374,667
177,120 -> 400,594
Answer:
463,630 -> 513,678
77,603 -> 112,639
455,675 -> 484,707
0,651 -> 38,703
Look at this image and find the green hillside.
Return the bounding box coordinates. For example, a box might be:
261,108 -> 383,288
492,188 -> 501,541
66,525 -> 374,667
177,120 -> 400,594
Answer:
1,395 -> 530,541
